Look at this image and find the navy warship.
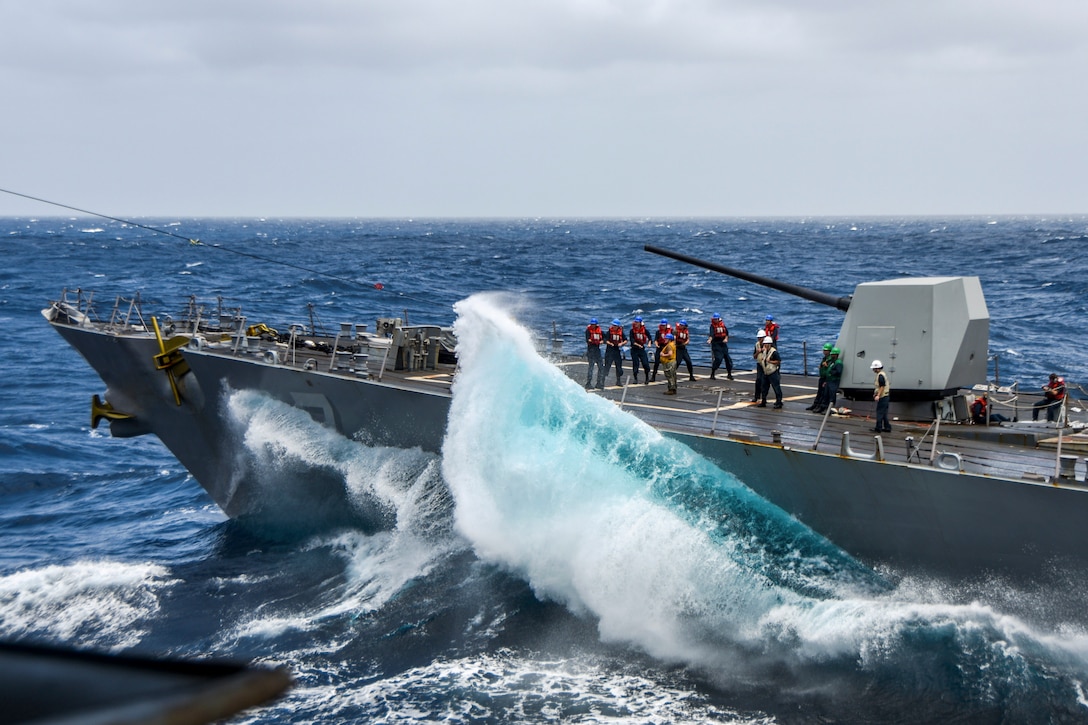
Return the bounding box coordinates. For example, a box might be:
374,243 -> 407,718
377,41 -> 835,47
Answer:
43,249 -> 1088,586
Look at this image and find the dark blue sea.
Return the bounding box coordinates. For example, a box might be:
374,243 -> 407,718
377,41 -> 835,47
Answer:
2,215 -> 1087,723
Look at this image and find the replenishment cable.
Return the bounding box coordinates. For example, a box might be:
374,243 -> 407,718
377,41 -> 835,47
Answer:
0,187 -> 440,310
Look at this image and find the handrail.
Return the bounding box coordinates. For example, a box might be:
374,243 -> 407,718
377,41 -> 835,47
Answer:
840,431 -> 885,461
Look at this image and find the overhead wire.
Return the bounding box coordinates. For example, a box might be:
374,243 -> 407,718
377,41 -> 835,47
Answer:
0,187 -> 442,309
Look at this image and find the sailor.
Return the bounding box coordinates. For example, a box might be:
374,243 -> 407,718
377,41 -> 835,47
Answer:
757,335 -> 783,408
817,346 -> 844,413
584,318 -> 604,390
872,360 -> 892,433
750,329 -> 766,402
650,318 -> 673,382
762,315 -> 780,347
628,316 -> 651,384
807,343 -> 833,411
972,393 -> 1010,425
602,318 -> 627,386
660,333 -> 678,395
675,319 -> 695,381
707,313 -> 733,380
1033,373 -> 1066,423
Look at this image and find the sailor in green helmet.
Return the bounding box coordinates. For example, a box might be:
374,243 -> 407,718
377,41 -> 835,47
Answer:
814,346 -> 843,413
807,342 -> 834,412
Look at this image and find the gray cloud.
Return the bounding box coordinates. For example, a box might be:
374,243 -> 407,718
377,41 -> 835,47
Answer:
2,0 -> 1086,216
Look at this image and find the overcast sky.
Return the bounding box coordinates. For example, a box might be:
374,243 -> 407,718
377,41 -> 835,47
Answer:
2,1 -> 1086,218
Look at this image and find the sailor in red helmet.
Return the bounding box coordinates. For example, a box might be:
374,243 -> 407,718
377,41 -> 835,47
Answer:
650,318 -> 673,382
602,318 -> 627,386
584,318 -> 604,390
629,316 -> 651,384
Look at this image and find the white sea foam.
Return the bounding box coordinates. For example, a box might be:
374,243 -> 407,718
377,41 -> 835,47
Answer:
234,650 -> 772,724
220,391 -> 461,642
225,387 -> 448,532
0,560 -> 175,650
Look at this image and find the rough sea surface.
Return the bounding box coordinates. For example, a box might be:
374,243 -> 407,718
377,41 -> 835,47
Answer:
2,216 -> 1087,723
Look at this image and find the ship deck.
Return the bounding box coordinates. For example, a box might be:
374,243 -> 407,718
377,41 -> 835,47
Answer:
371,351 -> 1088,486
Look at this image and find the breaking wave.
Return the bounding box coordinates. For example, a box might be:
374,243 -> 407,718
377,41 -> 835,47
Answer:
441,293 -> 1088,715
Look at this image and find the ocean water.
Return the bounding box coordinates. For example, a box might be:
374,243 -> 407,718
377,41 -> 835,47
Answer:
2,215 -> 1088,723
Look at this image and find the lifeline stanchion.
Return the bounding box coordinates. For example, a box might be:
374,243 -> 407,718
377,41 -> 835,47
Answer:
710,390 -> 724,435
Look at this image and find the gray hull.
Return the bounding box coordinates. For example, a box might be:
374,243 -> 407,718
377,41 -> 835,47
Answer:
50,318 -> 1088,586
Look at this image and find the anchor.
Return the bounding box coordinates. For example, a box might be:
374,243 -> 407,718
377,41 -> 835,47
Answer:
90,394 -> 133,429
151,316 -> 191,406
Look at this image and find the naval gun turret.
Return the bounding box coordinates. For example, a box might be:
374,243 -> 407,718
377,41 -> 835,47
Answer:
645,245 -> 990,406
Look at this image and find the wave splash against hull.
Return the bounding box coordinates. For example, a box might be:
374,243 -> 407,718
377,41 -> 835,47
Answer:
442,293 -> 1088,715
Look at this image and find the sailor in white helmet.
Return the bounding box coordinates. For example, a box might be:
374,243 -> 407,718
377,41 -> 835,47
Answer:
751,329 -> 766,402
757,335 -> 783,408
871,360 -> 892,433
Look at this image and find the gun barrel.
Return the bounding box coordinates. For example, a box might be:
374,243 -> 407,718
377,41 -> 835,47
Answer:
644,244 -> 852,312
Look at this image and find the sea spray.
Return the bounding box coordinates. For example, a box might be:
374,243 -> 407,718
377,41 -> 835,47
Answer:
225,387 -> 452,538
442,294 -> 870,657
442,293 -> 1088,713
220,390 -> 463,641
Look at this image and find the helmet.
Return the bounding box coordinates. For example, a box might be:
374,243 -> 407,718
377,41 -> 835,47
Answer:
590,318 -> 598,325
871,360 -> 883,370
822,342 -> 832,351
831,346 -> 840,355
660,318 -> 669,325
678,319 -> 687,326
611,318 -> 621,326
763,336 -> 774,344
765,314 -> 774,321
634,316 -> 643,323
665,333 -> 674,340
756,329 -> 765,337
712,313 -> 721,319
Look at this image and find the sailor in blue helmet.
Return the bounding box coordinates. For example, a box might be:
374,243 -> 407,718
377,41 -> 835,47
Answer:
584,318 -> 604,389
628,316 -> 651,384
674,319 -> 695,381
660,333 -> 679,394
763,314 -> 779,347
602,318 -> 627,386
650,318 -> 673,382
707,313 -> 733,380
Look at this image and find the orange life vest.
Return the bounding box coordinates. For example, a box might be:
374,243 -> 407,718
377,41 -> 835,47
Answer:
630,324 -> 649,346
655,325 -> 673,347
675,326 -> 690,346
710,319 -> 727,340
586,325 -> 603,345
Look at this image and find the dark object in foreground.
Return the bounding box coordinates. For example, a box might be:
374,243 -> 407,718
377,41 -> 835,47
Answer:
0,640 -> 291,725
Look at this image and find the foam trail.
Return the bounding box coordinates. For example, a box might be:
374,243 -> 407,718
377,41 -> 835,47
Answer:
442,293 -> 1088,706
0,561 -> 175,650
